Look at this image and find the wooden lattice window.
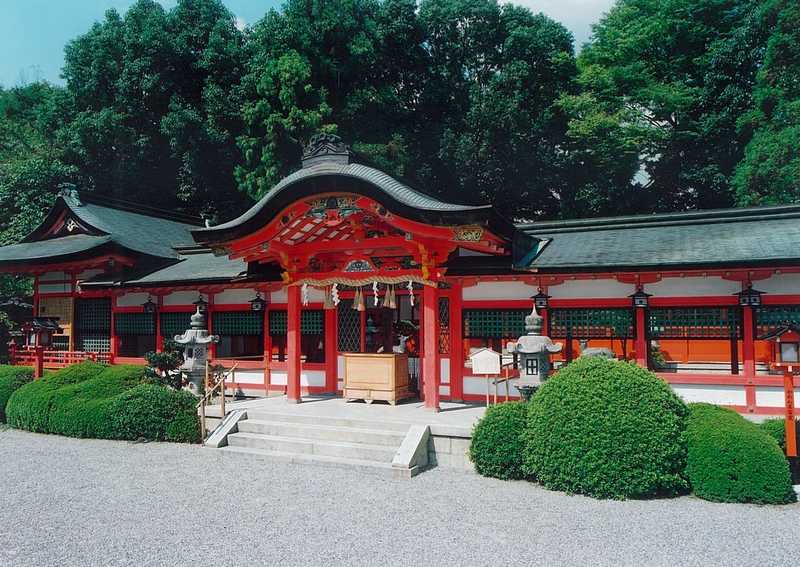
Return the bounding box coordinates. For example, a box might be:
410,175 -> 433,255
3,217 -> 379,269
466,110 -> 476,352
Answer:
213,311 -> 264,359
75,298 -> 111,352
648,307 -> 741,339
756,305 -> 800,338
463,309 -> 528,339
338,300 -> 360,352
438,297 -> 450,354
114,312 -> 155,356
549,308 -> 634,339
269,309 -> 326,362
160,311 -> 196,339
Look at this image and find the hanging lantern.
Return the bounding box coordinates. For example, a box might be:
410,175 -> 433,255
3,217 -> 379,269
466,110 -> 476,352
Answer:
142,295 -> 157,314
249,291 -> 267,312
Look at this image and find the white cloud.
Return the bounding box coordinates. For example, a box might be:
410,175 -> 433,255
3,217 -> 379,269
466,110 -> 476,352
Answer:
508,0 -> 615,47
234,16 -> 246,31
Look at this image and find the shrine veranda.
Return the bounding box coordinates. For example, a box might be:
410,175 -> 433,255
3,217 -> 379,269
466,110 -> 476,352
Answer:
2,134 -> 799,415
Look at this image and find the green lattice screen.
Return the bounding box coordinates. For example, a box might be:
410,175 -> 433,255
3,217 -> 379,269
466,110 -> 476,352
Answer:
269,310 -> 325,335
75,298 -> 111,332
438,297 -> 450,354
756,305 -> 800,338
550,308 -> 634,339
160,312 -> 195,338
463,309 -> 528,339
338,300 -> 360,351
212,311 -> 263,336
115,312 -> 155,335
648,307 -> 741,339
77,334 -> 110,353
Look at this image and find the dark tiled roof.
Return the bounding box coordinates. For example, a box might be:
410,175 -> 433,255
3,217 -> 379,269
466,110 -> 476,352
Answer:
82,251 -> 249,287
518,205 -> 800,269
0,234 -> 112,264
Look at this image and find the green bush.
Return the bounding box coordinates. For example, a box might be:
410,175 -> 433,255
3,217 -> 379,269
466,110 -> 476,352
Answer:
5,362 -> 199,443
107,384 -> 199,443
469,401 -> 528,480
523,357 -> 689,499
686,404 -> 795,504
0,365 -> 33,422
6,361 -> 106,432
759,418 -> 787,452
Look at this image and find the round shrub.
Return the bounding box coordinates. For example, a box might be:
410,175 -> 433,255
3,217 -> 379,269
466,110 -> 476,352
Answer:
166,411 -> 201,444
107,384 -> 198,442
469,401 -> 528,479
0,365 -> 33,422
759,418 -> 788,452
686,403 -> 795,504
523,357 -> 689,499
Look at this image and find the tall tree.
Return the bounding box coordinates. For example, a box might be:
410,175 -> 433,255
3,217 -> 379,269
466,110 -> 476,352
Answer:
733,0 -> 800,205
60,0 -> 248,214
564,0 -> 771,215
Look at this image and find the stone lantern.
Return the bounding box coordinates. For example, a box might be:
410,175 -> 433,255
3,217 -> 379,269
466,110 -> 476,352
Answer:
508,307 -> 562,401
174,307 -> 219,396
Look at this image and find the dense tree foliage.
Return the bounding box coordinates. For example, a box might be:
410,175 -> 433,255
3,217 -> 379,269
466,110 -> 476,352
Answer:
0,0 -> 798,245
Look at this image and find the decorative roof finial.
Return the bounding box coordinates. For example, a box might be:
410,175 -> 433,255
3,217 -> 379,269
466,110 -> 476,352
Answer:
302,133 -> 350,168
57,183 -> 81,205
525,306 -> 544,335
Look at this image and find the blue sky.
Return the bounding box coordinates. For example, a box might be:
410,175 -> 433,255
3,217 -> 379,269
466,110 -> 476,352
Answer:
0,0 -> 614,88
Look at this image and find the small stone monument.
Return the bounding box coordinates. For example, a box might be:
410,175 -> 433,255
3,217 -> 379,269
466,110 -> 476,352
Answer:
578,339 -> 616,359
508,307 -> 562,401
174,307 -> 219,396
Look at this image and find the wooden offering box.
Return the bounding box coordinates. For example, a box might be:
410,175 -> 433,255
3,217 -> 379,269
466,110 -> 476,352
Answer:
343,353 -> 412,405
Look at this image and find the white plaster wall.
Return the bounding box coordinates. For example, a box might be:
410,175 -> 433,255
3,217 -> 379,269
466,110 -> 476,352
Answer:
38,282 -> 72,294
549,279 -> 635,299
670,384 -> 746,406
463,375 -> 522,397
756,273 -> 800,295
268,286 -> 325,304
162,290 -> 199,306
226,369 -> 265,385
77,268 -> 105,281
117,292 -> 149,307
337,355 -> 345,380
269,370 -> 326,387
215,288 -> 257,305
648,276 -> 740,297
39,271 -> 68,281
463,281 -> 536,301
439,385 -> 451,396
440,357 -> 450,384
755,386 -> 800,408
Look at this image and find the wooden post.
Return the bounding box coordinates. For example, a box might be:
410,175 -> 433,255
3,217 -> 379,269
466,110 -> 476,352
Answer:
324,306 -> 338,393
8,341 -> 16,366
422,284 -> 440,411
449,281 -> 464,402
783,366 -> 797,458
287,285 -> 302,404
635,307 -> 648,367
34,345 -> 44,379
742,305 -> 756,411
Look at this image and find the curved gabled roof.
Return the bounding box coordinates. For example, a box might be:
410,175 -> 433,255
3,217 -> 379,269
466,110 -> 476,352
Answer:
192,134 -> 514,245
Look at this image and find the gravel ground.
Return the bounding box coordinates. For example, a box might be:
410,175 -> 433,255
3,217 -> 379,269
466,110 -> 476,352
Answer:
1,429 -> 798,567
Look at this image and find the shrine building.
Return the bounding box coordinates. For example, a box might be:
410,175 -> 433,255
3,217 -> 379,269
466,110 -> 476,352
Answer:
1,134 -> 799,415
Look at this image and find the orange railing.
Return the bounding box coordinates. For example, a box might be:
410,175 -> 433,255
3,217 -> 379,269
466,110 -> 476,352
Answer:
11,347 -> 112,368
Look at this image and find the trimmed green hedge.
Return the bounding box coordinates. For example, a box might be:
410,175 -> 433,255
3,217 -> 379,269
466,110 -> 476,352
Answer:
523,357 -> 689,499
469,401 -> 528,480
6,361 -> 200,443
0,365 -> 33,422
686,404 -> 795,504
759,418 -> 787,452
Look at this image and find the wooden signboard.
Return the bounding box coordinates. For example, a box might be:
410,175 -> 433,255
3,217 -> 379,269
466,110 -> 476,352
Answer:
470,348 -> 501,406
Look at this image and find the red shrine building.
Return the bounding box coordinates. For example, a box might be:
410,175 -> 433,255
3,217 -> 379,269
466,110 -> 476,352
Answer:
1,133 -> 799,415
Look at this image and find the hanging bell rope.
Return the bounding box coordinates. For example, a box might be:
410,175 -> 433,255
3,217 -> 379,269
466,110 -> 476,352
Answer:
289,274 -> 434,288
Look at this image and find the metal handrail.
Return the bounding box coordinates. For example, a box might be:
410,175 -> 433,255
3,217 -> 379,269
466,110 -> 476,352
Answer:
197,361 -> 239,440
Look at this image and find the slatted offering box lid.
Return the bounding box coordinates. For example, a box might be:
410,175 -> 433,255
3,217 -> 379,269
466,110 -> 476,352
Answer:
470,348 -> 501,375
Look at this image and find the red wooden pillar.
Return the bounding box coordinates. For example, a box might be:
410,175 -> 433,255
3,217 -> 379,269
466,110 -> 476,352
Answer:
422,284 -> 440,411
325,307 -> 338,393
287,285 -> 302,403
34,345 -> 44,379
206,293 -> 217,360
742,305 -> 756,411
635,307 -> 648,367
109,295 -> 118,364
449,281 -> 464,402
155,295 -> 164,353
359,309 -> 367,353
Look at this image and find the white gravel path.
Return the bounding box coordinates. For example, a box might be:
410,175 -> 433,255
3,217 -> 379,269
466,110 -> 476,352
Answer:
1,428 -> 798,567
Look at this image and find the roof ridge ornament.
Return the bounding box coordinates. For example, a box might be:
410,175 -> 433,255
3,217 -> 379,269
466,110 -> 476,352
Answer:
302,133 -> 351,168
57,183 -> 82,206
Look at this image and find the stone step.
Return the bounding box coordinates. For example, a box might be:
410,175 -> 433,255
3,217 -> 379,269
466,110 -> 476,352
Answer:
237,419 -> 406,447
217,445 -> 398,475
243,410 -> 412,432
227,432 -> 399,462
